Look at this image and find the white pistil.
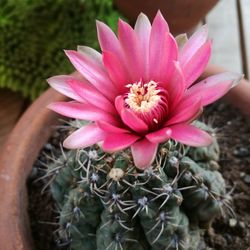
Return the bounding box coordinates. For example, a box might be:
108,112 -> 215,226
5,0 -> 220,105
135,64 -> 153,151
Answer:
125,81 -> 161,113
153,118 -> 158,124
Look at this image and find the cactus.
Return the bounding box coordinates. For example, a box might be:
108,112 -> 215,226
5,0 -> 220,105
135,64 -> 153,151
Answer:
0,0 -> 122,99
48,122 -> 229,250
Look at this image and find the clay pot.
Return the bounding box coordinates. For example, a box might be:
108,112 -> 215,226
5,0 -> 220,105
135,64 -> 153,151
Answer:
0,88 -> 67,250
114,0 -> 219,34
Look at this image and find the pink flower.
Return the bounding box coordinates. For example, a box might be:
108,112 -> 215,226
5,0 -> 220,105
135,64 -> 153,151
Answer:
48,11 -> 241,169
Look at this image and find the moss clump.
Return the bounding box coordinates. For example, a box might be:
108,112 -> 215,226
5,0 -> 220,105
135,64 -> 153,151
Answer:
0,0 -> 122,99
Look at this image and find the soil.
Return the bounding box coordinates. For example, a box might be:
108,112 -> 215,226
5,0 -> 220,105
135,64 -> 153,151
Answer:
28,101 -> 250,250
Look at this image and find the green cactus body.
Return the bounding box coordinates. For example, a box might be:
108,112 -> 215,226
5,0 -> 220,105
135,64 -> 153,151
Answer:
48,123 -> 228,250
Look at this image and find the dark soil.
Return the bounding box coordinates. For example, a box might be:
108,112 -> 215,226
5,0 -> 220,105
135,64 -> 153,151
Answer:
28,101 -> 250,250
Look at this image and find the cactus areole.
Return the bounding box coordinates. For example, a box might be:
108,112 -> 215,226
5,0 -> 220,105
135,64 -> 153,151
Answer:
47,11 -> 240,249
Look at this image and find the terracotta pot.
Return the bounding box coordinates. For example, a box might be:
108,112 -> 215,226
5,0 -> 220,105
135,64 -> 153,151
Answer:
0,88 -> 67,250
114,0 -> 219,34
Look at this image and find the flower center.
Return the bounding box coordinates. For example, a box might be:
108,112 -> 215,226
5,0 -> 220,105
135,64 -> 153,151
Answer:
125,81 -> 161,113
124,80 -> 169,130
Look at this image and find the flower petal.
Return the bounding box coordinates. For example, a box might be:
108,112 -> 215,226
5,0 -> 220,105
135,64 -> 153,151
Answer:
97,121 -> 129,134
63,123 -> 104,148
146,127 -> 172,143
186,72 -> 243,106
96,20 -> 122,56
151,10 -> 169,35
118,19 -> 143,81
166,98 -> 202,126
181,40 -> 212,87
166,61 -> 185,107
65,50 -> 118,100
134,13 -> 151,79
102,133 -> 139,152
115,95 -> 125,116
150,33 -> 178,83
48,102 -> 118,124
131,139 -> 158,169
77,45 -> 103,66
102,50 -> 128,93
121,108 -> 148,133
67,78 -> 116,114
47,75 -> 84,102
149,11 -> 177,82
170,124 -> 212,147
179,25 -> 208,64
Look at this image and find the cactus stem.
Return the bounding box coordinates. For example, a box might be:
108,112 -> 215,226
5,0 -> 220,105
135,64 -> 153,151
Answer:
147,211 -> 175,244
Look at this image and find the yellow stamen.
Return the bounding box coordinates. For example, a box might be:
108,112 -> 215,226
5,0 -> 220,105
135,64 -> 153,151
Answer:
125,81 -> 160,112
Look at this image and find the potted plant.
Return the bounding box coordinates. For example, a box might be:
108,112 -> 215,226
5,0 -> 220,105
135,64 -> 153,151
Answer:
0,6 -> 249,250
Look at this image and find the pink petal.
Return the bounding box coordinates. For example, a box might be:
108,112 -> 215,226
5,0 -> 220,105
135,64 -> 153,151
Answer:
118,19 -> 143,81
102,133 -> 139,152
179,25 -> 208,65
134,13 -> 151,79
63,123 -> 104,148
121,108 -> 148,133
115,95 -> 125,115
96,20 -> 122,56
67,78 -> 116,114
149,11 -> 177,82
97,121 -> 129,134
47,75 -> 84,102
102,51 -> 128,93
181,40 -> 212,87
166,61 -> 185,107
65,50 -> 118,100
149,32 -> 178,83
146,127 -> 172,143
170,124 -> 212,147
77,46 -> 103,66
166,98 -> 202,126
186,72 -> 242,106
48,102 -> 118,125
131,139 -> 158,169
151,10 -> 169,34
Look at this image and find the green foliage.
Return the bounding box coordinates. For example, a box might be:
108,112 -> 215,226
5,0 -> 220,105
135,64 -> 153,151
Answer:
48,123 -> 229,250
0,0 -> 122,99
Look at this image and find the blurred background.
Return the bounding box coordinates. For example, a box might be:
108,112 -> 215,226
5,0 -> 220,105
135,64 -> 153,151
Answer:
0,0 -> 249,145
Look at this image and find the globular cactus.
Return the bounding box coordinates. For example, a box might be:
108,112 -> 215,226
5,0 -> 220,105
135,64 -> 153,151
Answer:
48,123 -> 228,250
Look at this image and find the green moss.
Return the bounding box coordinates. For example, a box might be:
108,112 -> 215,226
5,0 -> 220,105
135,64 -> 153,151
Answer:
0,0 -> 123,99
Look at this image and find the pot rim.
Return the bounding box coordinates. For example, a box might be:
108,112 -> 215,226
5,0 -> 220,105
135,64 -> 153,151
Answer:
0,88 -> 67,250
